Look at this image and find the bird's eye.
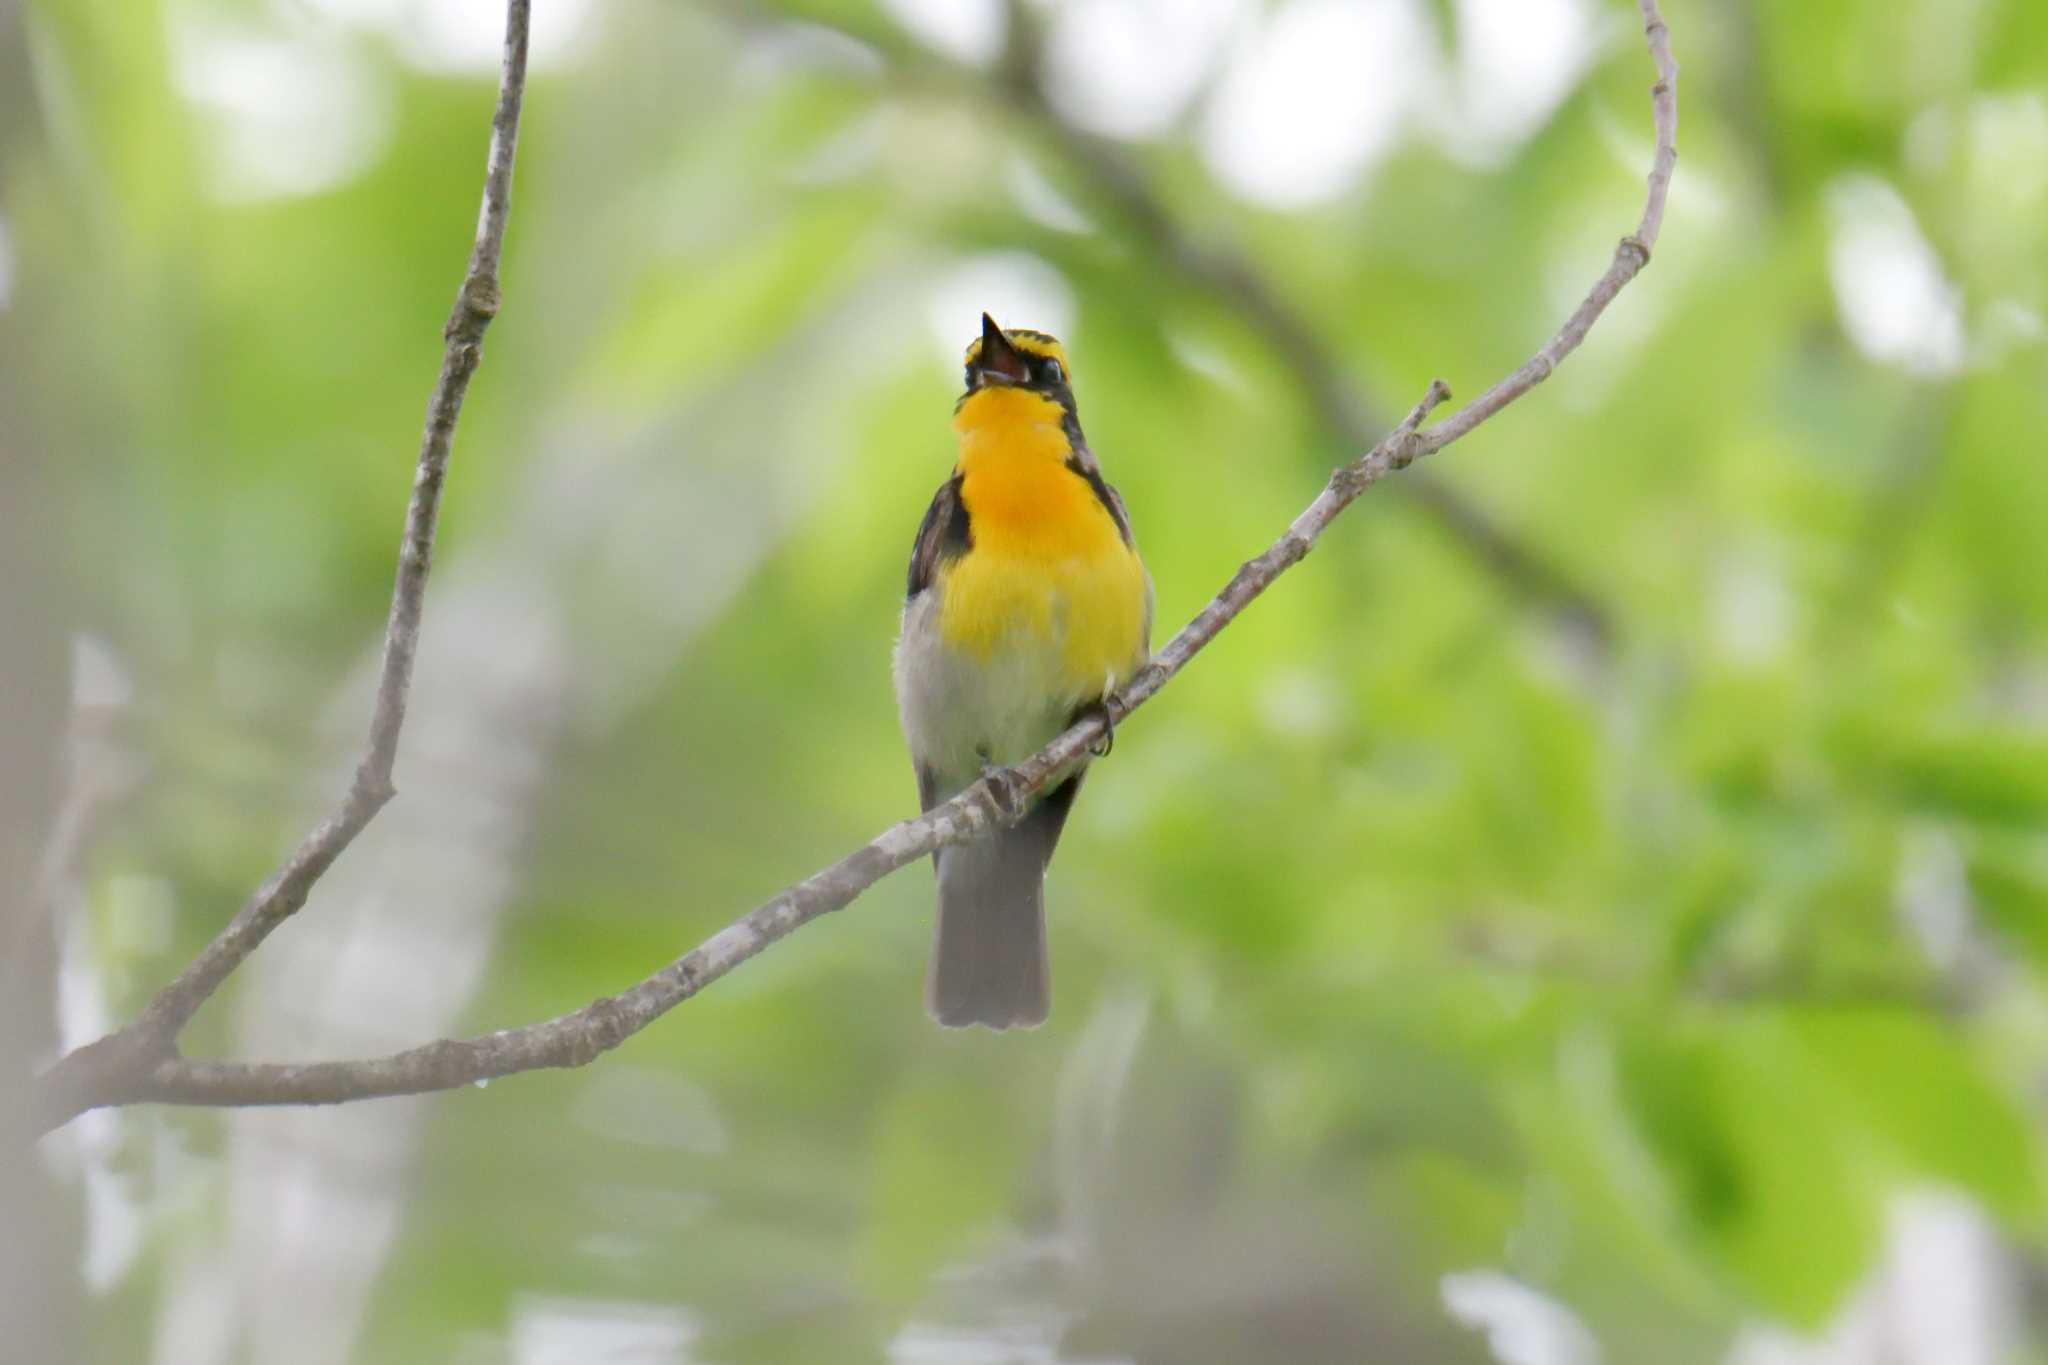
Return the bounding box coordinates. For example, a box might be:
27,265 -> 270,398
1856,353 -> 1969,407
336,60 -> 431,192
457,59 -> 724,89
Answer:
1041,358 -> 1064,385
964,365 -> 976,389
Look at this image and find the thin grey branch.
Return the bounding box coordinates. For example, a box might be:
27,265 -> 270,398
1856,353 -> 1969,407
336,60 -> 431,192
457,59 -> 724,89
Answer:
35,0 -> 532,1104
1421,1 -> 1676,452
34,0 -> 1675,1129
1017,0 -> 1618,639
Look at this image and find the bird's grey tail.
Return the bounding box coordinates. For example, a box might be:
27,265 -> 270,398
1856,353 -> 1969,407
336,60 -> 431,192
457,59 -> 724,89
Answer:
926,776 -> 1079,1030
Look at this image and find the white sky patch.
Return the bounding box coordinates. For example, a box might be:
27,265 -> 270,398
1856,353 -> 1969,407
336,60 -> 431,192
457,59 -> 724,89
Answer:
1432,0 -> 1601,165
1725,1193 -> 2017,1365
924,252 -> 1077,367
1825,175 -> 1965,377
395,0 -> 596,73
1725,1325 -> 1825,1365
1443,1270 -> 1603,1365
1199,0 -> 1432,208
1882,1194 -> 2019,1365
879,0 -> 1005,68
172,20 -> 393,202
291,0 -> 597,74
510,1297 -> 700,1365
1040,0 -> 1245,140
888,1319 -> 1087,1365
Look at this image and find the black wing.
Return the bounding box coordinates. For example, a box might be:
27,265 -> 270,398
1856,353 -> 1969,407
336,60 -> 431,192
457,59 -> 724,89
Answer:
1065,452 -> 1152,648
906,472 -> 971,599
1064,442 -> 1134,548
1083,464 -> 1136,547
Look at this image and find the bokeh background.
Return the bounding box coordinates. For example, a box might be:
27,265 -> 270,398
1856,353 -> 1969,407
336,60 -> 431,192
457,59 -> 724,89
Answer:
5,0 -> 2048,1361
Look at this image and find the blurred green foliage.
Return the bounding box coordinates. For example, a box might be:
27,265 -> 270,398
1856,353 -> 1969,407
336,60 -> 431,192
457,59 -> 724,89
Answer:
6,0 -> 2048,1361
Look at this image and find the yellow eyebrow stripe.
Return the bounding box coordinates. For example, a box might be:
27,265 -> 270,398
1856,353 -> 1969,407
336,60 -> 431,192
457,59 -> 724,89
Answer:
962,331 -> 1069,372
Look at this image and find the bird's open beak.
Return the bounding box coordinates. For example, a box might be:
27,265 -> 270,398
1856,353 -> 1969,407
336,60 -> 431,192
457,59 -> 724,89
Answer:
969,312 -> 1032,389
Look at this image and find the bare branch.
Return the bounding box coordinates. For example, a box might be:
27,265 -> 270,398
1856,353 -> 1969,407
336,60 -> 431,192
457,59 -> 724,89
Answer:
42,0 -> 532,1085
1421,2 -> 1677,452
975,0 -> 1622,639
34,0 -> 1676,1128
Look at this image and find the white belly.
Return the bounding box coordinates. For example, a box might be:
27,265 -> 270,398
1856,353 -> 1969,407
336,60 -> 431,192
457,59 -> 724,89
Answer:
893,588 -> 1083,790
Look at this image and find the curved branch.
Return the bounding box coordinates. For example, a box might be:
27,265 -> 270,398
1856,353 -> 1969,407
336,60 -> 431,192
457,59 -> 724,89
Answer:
33,0 -> 1676,1130
35,0 -> 533,1103
137,1 -> 531,1044
989,2 -> 1615,642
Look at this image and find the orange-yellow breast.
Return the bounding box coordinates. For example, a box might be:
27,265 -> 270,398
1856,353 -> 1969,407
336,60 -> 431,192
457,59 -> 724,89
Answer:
936,388 -> 1149,700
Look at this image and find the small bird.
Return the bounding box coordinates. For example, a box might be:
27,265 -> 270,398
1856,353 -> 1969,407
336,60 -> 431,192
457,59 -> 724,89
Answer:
894,314 -> 1153,1029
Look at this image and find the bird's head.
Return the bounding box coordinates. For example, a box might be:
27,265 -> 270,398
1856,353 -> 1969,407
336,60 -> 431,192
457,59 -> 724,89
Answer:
961,312 -> 1075,407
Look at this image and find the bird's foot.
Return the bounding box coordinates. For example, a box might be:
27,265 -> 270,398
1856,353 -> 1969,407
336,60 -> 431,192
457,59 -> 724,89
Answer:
978,762 -> 1028,821
1080,697 -> 1118,757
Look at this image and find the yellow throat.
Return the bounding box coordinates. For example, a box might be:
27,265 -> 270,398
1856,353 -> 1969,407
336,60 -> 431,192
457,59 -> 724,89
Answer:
938,385 -> 1149,698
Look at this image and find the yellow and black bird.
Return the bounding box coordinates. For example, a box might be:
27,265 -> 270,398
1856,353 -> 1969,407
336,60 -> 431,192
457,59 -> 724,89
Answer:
894,314 -> 1153,1029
